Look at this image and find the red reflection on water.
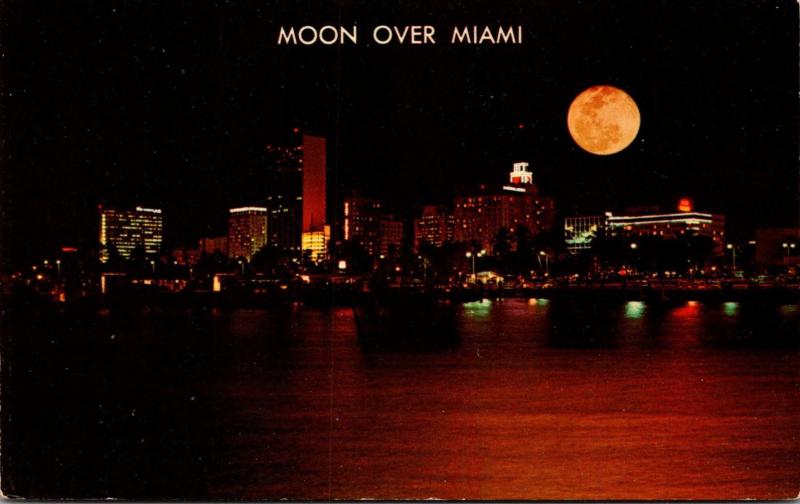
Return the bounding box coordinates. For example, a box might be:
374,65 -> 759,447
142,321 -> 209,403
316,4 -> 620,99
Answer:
203,301 -> 799,500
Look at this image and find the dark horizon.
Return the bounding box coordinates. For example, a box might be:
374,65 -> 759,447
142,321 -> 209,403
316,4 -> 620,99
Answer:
2,0 -> 798,266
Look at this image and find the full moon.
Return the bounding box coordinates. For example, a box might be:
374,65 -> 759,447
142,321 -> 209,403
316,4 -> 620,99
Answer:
567,85 -> 640,155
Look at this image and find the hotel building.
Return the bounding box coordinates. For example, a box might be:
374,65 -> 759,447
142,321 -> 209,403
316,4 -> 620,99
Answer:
99,206 -> 163,262
452,162 -> 555,252
565,199 -> 726,255
228,207 -> 268,261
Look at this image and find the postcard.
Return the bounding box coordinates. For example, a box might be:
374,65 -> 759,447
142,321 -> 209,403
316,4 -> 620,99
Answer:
1,0 -> 798,500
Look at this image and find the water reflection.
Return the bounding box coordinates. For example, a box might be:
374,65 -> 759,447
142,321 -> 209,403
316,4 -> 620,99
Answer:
3,297 -> 799,499
462,298 -> 492,319
723,301 -> 739,317
624,300 -> 646,319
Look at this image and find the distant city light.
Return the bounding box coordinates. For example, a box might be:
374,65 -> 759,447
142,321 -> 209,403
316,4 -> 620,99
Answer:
229,206 -> 268,214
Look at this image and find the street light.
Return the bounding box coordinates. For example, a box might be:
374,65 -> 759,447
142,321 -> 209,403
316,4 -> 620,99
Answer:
538,250 -> 550,276
726,243 -> 736,273
630,243 -> 638,250
55,259 -> 61,276
465,249 -> 486,283
150,260 -> 156,274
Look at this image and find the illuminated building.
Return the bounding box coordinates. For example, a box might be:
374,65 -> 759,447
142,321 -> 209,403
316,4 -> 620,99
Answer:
99,206 -> 163,262
565,215 -> 606,251
414,205 -> 455,250
564,199 -> 726,255
302,135 -> 327,233
343,196 -> 382,257
228,207 -> 268,261
301,225 -> 330,263
264,132 -> 327,253
379,216 -> 404,256
453,163 -> 555,252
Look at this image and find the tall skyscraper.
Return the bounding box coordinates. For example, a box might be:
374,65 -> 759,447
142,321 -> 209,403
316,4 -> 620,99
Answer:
228,207 -> 268,261
99,206 -> 163,262
264,132 -> 327,253
302,135 -> 326,233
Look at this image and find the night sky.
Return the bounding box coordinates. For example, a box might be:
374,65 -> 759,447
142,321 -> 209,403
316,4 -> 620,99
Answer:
2,0 -> 798,267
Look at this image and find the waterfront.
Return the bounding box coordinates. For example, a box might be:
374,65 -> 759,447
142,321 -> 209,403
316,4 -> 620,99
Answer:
3,297 -> 799,499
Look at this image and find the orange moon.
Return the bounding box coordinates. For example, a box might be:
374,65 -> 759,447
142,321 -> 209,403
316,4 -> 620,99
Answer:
567,85 -> 640,155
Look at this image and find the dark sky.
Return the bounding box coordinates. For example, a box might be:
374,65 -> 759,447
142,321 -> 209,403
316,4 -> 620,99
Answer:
2,0 -> 798,266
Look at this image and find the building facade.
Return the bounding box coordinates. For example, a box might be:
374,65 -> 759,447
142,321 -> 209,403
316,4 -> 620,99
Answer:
99,206 -> 164,262
343,196 -> 382,257
565,215 -> 607,252
564,199 -> 726,255
228,207 -> 268,261
379,216 -> 404,256
453,185 -> 555,253
414,205 -> 455,250
301,225 -> 331,263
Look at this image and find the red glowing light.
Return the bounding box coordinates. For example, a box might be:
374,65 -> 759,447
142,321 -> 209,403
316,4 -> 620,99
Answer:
517,123 -> 525,129
678,198 -> 693,212
61,246 -> 78,253
292,127 -> 300,134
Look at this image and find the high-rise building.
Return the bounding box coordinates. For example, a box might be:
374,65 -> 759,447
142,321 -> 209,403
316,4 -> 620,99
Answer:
379,216 -> 404,256
344,196 -> 382,257
228,207 -> 268,261
99,206 -> 163,262
302,135 -> 326,233
264,133 -> 327,253
414,205 -> 454,250
454,191 -> 554,251
449,162 -> 555,252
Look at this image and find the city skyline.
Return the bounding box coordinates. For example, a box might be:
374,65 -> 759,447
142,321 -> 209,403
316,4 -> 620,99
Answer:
2,2 -> 799,500
3,145 -> 789,267
2,0 -> 798,268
